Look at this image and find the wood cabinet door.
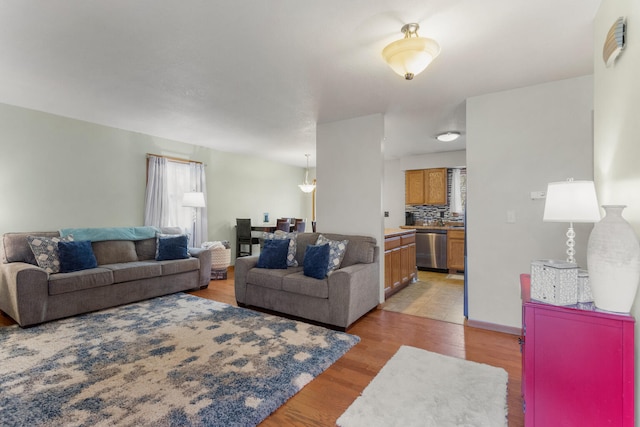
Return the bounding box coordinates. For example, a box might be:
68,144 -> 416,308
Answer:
400,243 -> 416,285
447,237 -> 465,271
424,168 -> 447,205
405,170 -> 425,204
390,248 -> 402,289
384,250 -> 393,295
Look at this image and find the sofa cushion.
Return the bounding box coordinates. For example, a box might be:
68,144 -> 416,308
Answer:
246,267 -> 302,291
263,231 -> 298,267
303,244 -> 330,279
58,241 -> 98,273
156,234 -> 189,261
135,238 -> 157,261
92,240 -> 139,265
282,271 -> 329,299
2,231 -> 60,265
103,261 -> 163,283
316,234 -> 349,273
256,239 -> 290,269
157,257 -> 200,276
48,268 -> 114,295
27,235 -> 74,274
320,233 -> 377,267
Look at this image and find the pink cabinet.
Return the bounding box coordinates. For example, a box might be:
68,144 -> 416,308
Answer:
521,274 -> 635,426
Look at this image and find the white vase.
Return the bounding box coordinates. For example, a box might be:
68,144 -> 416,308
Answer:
587,205 -> 640,313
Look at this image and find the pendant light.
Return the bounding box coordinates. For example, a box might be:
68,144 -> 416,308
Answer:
298,154 -> 316,193
382,23 -> 440,80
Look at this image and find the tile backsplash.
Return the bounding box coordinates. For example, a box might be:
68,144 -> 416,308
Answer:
406,168 -> 466,225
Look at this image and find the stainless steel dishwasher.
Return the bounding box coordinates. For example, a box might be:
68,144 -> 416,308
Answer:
415,229 -> 447,270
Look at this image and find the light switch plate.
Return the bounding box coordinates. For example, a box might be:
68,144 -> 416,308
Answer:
530,191 -> 546,200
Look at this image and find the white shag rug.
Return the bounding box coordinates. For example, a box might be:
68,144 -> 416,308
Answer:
337,345 -> 508,427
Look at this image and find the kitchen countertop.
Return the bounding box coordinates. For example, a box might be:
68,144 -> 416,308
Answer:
384,228 -> 417,237
399,225 -> 465,231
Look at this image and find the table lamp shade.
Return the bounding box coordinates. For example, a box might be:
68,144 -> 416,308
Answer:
543,180 -> 600,223
182,192 -> 206,208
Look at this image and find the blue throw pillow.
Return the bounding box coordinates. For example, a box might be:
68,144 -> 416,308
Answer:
303,243 -> 330,279
256,239 -> 290,269
156,234 -> 189,261
58,240 -> 98,273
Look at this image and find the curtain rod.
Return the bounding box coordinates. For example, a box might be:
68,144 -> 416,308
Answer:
146,153 -> 204,165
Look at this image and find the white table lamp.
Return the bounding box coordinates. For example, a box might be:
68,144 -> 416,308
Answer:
543,179 -> 600,264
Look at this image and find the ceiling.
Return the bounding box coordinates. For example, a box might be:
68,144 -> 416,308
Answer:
0,0 -> 601,167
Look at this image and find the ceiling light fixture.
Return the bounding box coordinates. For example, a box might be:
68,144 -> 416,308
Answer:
435,131 -> 461,142
382,23 -> 441,80
298,154 -> 316,193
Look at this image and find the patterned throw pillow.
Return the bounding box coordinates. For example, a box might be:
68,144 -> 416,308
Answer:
263,231 -> 298,267
27,235 -> 75,274
316,234 -> 349,273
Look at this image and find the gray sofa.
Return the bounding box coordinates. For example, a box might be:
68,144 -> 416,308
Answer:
235,232 -> 380,330
0,229 -> 212,327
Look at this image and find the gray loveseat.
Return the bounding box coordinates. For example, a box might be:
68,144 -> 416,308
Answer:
0,228 -> 212,327
234,232 -> 380,330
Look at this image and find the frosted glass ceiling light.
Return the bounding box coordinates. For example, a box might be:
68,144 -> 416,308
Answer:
436,131 -> 461,142
298,154 -> 316,193
382,23 -> 440,80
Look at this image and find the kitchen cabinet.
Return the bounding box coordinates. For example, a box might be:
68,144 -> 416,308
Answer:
384,229 -> 416,298
446,229 -> 465,272
405,170 -> 425,205
405,168 -> 448,205
520,275 -> 635,426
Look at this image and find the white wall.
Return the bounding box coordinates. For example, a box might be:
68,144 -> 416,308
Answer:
593,0 -> 640,421
400,150 -> 466,171
0,102 -> 308,264
466,75 -> 594,329
317,114 -> 385,300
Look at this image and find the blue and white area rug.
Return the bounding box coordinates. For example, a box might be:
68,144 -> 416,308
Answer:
0,293 -> 359,426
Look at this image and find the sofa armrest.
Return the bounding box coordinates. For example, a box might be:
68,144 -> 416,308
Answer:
327,261 -> 380,328
188,248 -> 213,288
234,256 -> 259,303
0,262 -> 49,326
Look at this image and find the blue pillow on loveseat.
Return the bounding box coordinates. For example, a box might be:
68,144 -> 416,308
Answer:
303,243 -> 330,279
58,240 -> 98,273
256,239 -> 290,269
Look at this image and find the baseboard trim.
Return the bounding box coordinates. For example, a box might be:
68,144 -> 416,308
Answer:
466,319 -> 521,336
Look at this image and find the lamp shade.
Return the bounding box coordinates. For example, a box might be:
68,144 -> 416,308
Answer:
543,180 -> 600,223
182,192 -> 206,208
382,37 -> 440,80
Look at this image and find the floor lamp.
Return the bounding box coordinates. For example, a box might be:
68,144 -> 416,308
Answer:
182,192 -> 206,247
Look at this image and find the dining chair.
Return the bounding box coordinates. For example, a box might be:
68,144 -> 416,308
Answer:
236,218 -> 260,257
276,219 -> 290,232
294,219 -> 306,233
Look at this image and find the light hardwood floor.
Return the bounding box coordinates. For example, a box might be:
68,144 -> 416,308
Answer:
0,269 -> 524,426
192,269 -> 524,427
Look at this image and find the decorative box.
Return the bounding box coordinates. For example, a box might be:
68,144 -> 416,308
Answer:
530,260 -> 578,306
211,268 -> 228,280
577,269 -> 593,303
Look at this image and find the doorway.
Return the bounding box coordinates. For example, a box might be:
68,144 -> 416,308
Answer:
382,270 -> 465,324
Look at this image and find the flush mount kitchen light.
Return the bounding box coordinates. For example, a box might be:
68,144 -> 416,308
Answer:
298,154 -> 316,193
382,23 -> 440,80
435,131 -> 461,142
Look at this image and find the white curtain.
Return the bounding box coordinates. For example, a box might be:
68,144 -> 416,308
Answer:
190,162 -> 208,247
144,156 -> 208,247
144,156 -> 170,227
451,168 -> 463,214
